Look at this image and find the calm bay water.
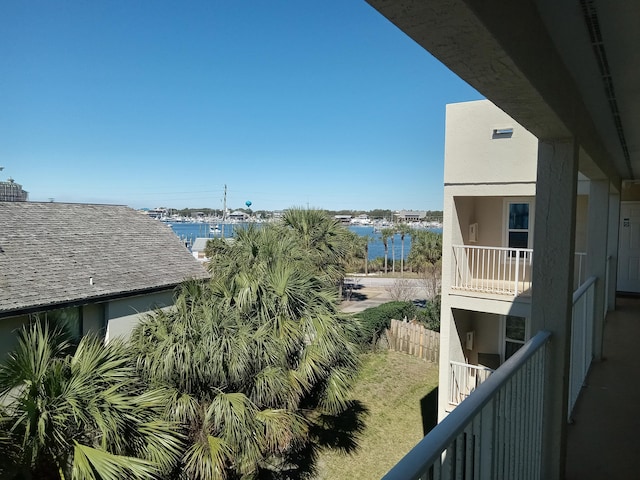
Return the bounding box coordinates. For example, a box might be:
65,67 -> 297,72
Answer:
169,222 -> 441,261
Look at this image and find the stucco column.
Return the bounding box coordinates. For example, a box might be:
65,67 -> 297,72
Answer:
607,192 -> 620,313
437,191 -> 456,421
530,139 -> 578,480
587,180 -> 609,360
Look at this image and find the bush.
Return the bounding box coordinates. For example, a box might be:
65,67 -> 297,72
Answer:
354,297 -> 441,349
355,301 -> 417,347
415,295 -> 441,332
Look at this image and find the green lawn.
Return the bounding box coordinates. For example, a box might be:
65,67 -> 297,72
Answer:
315,351 -> 439,479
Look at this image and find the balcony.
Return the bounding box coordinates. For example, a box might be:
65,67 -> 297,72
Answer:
444,276 -> 594,419
452,245 -> 533,297
449,360 -> 494,407
452,245 -> 588,298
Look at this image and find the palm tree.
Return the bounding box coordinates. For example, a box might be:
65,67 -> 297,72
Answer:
368,256 -> 384,273
133,289 -> 306,479
391,230 -> 396,273
280,208 -> 353,286
408,230 -> 443,271
342,231 -> 370,276
397,223 -> 412,276
130,222 -> 363,479
0,321 -> 182,480
380,228 -> 395,274
361,234 -> 371,275
408,231 -> 443,299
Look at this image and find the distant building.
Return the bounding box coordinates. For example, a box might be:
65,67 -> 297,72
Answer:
228,210 -> 248,221
334,214 -> 352,225
0,178 -> 28,202
351,214 -> 372,225
143,208 -> 167,219
394,210 -> 427,222
191,237 -> 210,263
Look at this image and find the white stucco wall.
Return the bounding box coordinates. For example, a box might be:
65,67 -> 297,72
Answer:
105,290 -> 174,342
444,100 -> 538,185
451,193 -> 586,254
454,196 -> 531,248
466,311 -> 502,366
575,195 -> 589,253
0,289 -> 177,360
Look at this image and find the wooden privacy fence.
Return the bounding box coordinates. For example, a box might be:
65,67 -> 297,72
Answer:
387,319 -> 440,363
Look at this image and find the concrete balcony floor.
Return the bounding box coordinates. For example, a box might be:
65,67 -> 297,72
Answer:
565,296 -> 640,479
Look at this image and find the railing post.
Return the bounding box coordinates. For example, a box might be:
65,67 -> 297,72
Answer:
514,249 -> 521,296
479,400 -> 495,479
568,276 -> 597,419
587,179 -> 610,361
578,254 -> 583,288
604,255 -> 611,319
453,246 -> 459,289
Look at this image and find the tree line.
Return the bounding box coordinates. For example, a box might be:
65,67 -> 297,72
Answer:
345,226 -> 442,278
152,207 -> 443,222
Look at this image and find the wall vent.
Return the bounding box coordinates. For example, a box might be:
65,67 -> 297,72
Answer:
492,127 -> 514,138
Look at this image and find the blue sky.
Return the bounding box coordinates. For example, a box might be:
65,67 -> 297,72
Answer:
1,1 -> 482,211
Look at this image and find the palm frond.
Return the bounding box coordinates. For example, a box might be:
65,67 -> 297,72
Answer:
182,435 -> 230,480
72,442 -> 158,480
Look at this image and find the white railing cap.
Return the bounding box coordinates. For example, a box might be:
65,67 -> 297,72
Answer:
450,360 -> 495,372
452,244 -> 533,253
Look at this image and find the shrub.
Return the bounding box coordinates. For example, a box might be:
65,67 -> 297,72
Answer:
354,297 -> 442,349
355,301 -> 417,347
416,295 -> 441,332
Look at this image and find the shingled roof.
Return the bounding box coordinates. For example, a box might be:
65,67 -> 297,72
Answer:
0,202 -> 209,317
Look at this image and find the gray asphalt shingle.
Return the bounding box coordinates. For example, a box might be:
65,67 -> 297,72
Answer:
0,202 -> 209,315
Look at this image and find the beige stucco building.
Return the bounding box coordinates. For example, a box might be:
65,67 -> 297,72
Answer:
438,100 -> 598,419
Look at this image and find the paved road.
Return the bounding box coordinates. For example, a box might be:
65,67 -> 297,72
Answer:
340,276 -> 428,313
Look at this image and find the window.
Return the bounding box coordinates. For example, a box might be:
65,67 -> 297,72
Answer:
508,203 -> 529,248
503,315 -> 527,361
504,199 -> 534,251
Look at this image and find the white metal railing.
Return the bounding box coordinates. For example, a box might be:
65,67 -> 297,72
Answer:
574,252 -> 587,290
449,361 -> 494,406
604,255 -> 612,319
452,245 -> 533,296
383,331 -> 551,480
568,276 -> 596,420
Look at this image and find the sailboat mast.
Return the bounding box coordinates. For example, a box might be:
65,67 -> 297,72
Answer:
222,184 -> 227,221
217,184 -> 227,239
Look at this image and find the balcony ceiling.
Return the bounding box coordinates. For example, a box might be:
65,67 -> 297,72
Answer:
366,0 -> 640,186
